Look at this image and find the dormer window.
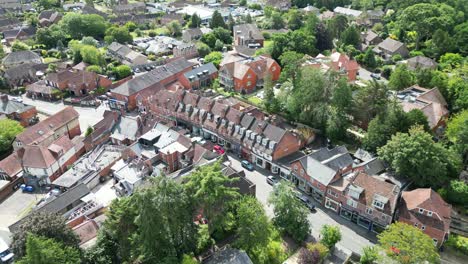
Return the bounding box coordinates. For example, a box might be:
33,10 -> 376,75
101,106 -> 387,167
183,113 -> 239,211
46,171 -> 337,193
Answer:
372,194 -> 388,210
427,211 -> 433,217
419,208 -> 424,214
348,185 -> 363,200
269,141 -> 276,149
262,138 -> 268,146
256,136 -> 262,144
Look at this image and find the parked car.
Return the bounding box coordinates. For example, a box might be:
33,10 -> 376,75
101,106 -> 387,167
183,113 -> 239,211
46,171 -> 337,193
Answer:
370,73 -> 381,79
241,160 -> 254,171
266,175 -> 278,185
296,193 -> 309,204
305,200 -> 316,211
0,238 -> 14,263
213,145 -> 225,154
20,184 -> 34,193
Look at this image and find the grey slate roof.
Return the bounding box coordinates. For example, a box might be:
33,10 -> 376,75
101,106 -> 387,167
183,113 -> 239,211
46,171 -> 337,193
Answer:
2,50 -> 41,66
112,58 -> 194,96
0,98 -> 34,115
183,62 -> 217,81
240,114 -> 255,129
204,248 -> 253,264
377,37 -> 406,53
262,123 -> 286,143
233,24 -> 264,41
300,146 -> 354,186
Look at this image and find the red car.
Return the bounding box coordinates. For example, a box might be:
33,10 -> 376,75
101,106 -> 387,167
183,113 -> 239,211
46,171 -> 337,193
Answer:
213,145 -> 225,154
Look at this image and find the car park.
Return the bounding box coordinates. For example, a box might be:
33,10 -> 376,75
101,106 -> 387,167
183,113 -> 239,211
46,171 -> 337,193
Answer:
241,160 -> 254,171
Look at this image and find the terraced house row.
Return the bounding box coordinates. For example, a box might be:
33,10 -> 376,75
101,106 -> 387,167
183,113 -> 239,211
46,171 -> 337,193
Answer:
144,89 -> 452,245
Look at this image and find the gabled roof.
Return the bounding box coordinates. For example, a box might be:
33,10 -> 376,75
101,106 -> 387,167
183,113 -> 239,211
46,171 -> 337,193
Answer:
112,58 -> 194,96
407,56 -> 437,70
0,96 -> 34,115
0,152 -> 22,177
183,62 -> 217,82
16,106 -> 79,145
2,51 -> 41,66
377,37 -> 406,53
205,248 -> 253,264
22,135 -> 74,168
36,183 -> 90,213
233,24 -> 264,41
400,188 -> 452,231
350,172 -> 399,215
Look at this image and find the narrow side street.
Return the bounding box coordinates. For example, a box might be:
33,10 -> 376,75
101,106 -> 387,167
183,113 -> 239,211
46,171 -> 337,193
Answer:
227,155 -> 376,255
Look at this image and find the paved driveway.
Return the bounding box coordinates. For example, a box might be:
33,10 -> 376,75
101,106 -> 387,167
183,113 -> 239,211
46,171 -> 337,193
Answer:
20,95 -> 108,133
358,68 -> 388,84
0,190 -> 45,244
227,155 -> 375,254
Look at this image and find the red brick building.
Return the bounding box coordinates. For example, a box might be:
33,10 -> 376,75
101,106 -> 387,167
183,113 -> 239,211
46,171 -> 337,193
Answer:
0,94 -> 38,127
325,172 -> 399,233
219,55 -> 281,94
45,69 -> 112,96
397,188 -> 452,247
303,52 -> 360,82
13,106 -> 80,150
109,58 -> 196,111
289,146 -> 354,201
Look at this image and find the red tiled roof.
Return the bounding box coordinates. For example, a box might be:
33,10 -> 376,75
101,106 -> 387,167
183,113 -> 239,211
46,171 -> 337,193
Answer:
16,106 -> 79,145
400,188 -> 452,232
0,152 -> 22,177
22,135 -> 75,168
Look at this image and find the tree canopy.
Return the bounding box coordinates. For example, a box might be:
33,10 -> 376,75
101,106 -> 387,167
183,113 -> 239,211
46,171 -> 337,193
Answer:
378,126 -> 462,188
60,13 -> 107,39
268,182 -> 310,242
0,119 -> 24,154
377,222 -> 440,264
17,234 -> 81,264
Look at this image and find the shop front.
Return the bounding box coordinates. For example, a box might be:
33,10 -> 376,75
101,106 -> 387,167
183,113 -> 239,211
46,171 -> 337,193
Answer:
325,197 -> 340,212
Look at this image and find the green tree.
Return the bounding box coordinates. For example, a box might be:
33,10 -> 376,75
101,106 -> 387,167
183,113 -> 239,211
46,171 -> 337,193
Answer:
85,126 -> 94,137
270,12 -> 285,29
227,14 -> 235,32
286,9 -> 303,30
235,196 -> 271,254
201,32 -> 217,49
362,48 -> 377,69
377,222 -> 440,264
35,25 -> 67,49
430,29 -> 454,58
315,22 -> 333,52
340,26 -> 360,48
166,21 -> 183,37
360,246 -> 381,264
124,21 -> 137,32
388,64 -> 415,90
60,13 -> 107,39
446,180 -> 468,205
17,234 -> 81,264
278,51 -> 304,82
0,119 -> 24,154
439,53 -> 464,70
11,212 -> 79,258
263,74 -> 280,113
86,65 -> 102,74
454,22 -> 468,56
80,45 -> 104,66
378,126 -> 462,188
320,225 -> 342,249
327,15 -> 348,39
184,160 -> 240,234
204,51 -> 223,68
268,182 -> 310,242
196,42 -> 211,57
113,65 -> 132,79
406,109 -> 430,132
135,177 -> 197,262
210,11 -> 227,29
353,80 -> 389,125
245,13 -> 253,23
189,13 -> 201,28
213,28 -> 232,44
396,3 -> 460,50
105,26 -> 133,44
11,41 -> 30,51
446,109 -> 468,162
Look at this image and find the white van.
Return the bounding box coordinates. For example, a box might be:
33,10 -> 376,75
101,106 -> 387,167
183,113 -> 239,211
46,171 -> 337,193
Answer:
0,239 -> 14,263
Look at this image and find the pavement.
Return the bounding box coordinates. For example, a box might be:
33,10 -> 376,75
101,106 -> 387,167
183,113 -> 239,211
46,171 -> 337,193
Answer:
20,94 -> 108,133
227,155 -> 375,255
358,68 -> 388,84
0,190 -> 45,244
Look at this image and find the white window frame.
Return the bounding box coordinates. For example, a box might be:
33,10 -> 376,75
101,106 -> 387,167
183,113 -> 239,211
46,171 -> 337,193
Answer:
421,225 -> 426,230
419,208 -> 424,214
373,200 -> 385,210
347,199 -> 357,208
366,207 -> 373,215
427,211 -> 433,217
348,189 -> 360,200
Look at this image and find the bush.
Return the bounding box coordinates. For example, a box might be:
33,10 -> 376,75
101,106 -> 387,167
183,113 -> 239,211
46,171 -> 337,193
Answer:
306,242 -> 329,261
391,54 -> 403,63
86,65 -> 102,74
446,180 -> 468,205
381,66 -> 392,79
148,31 -> 157,37
446,235 -> 468,255
262,32 -> 271,40
320,225 -> 342,249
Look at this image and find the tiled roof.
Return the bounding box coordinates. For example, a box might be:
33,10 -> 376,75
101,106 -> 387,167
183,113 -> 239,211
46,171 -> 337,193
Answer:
22,135 -> 74,168
400,188 -> 452,231
2,51 -> 41,66
378,37 -> 406,53
16,106 -> 79,145
0,152 -> 22,177
351,172 -> 399,215
112,58 -> 194,96
0,96 -> 34,115
234,23 -> 264,41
